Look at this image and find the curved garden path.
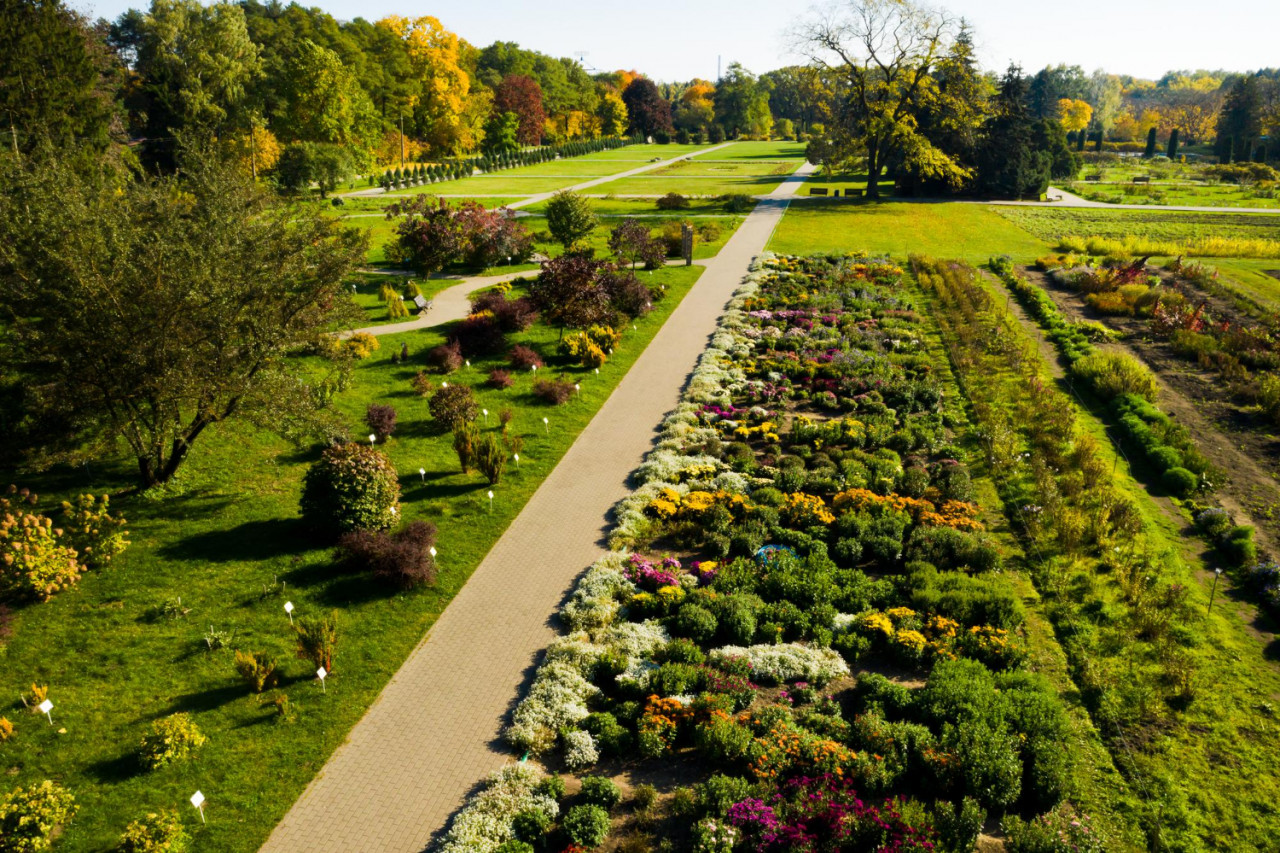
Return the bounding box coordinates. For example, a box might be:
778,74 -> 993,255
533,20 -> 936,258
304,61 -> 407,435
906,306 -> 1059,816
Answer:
259,162 -> 817,853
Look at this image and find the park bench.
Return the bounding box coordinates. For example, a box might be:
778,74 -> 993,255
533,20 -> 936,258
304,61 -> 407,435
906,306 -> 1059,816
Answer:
412,295 -> 432,314
1084,174 -> 1102,182
844,188 -> 864,198
808,187 -> 828,196
1133,176 -> 1151,184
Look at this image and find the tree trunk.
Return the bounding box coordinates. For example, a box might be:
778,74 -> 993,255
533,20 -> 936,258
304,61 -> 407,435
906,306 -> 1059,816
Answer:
865,144 -> 881,199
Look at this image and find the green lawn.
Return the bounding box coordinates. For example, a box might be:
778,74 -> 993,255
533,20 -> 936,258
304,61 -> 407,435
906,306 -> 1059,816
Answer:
770,200 -> 1051,263
0,264 -> 706,853
650,160 -> 797,177
520,196 -> 752,216
1064,180 -> 1280,209
582,143 -> 709,160
690,140 -> 807,160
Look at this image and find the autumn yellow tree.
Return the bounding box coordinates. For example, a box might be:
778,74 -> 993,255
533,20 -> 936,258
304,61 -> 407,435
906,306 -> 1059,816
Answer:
597,91 -> 629,137
675,80 -> 716,131
226,123 -> 281,178
1056,98 -> 1092,133
376,15 -> 472,153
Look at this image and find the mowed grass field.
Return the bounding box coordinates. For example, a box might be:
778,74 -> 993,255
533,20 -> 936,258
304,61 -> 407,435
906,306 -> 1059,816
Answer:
0,264 -> 705,853
771,200 -> 1052,262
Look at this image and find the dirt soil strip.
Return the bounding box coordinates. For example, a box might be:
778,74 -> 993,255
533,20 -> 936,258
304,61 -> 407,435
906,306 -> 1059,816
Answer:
257,163 -> 816,853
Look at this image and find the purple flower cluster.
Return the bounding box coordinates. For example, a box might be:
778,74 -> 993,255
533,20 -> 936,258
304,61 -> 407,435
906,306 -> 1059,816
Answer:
625,553 -> 681,589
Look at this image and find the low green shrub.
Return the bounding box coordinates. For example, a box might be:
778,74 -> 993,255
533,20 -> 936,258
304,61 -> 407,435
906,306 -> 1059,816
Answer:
118,809 -> 190,853
138,713 -> 207,770
1070,350 -> 1158,402
1161,466 -> 1198,496
562,804 -> 610,847
578,776 -> 622,811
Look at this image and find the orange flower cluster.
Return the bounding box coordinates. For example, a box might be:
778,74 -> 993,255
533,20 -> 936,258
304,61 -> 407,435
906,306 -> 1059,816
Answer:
751,725 -> 858,781
832,489 -> 984,531
639,694 -> 693,755
782,492 -> 835,526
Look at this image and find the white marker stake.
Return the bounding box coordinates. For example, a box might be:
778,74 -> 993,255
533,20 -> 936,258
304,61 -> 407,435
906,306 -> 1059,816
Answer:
368,433 -> 376,446
513,453 -> 520,469
418,467 -> 426,483
594,368 -> 599,375
284,601 -> 294,625
487,490 -> 494,513
37,699 -> 53,726
542,417 -> 549,435
530,364 -> 537,373
317,666 -> 328,693
482,408 -> 489,425
574,383 -> 580,396
429,546 -> 437,560
190,791 -> 206,824
465,360 -> 470,367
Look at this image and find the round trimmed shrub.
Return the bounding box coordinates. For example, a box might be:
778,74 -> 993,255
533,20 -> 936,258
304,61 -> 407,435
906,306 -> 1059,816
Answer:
138,713 -> 207,770
562,804 -> 610,847
429,384 -> 479,431
1148,446 -> 1182,472
511,807 -> 552,843
1161,467 -> 1198,496
300,442 -> 401,534
578,776 -> 622,811
118,809 -> 190,853
1222,526 -> 1257,567
673,603 -> 718,644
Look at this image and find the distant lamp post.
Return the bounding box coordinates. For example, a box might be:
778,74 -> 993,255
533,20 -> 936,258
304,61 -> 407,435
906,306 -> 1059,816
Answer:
1208,568 -> 1223,614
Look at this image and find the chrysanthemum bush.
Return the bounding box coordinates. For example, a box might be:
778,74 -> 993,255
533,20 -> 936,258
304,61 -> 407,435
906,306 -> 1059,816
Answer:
448,255 -> 1106,851
437,765 -> 559,853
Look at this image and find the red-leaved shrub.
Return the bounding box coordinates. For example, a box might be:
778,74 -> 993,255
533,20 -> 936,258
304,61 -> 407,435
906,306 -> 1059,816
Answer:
429,384 -> 479,430
509,345 -> 544,370
488,368 -> 514,389
451,313 -> 507,356
427,340 -> 464,373
533,377 -> 574,405
338,521 -> 439,589
365,404 -> 398,441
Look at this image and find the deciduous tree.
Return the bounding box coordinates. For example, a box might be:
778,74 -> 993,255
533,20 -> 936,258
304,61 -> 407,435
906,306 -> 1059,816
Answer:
621,77 -> 673,137
544,190 -> 597,249
493,74 -> 546,145
0,143 -> 367,486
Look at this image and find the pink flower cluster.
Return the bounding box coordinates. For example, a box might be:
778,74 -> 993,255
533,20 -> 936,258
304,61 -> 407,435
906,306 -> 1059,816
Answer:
625,554 -> 681,589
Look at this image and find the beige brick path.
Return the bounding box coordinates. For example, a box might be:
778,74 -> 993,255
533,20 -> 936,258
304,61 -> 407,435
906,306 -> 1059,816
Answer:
259,162 -> 816,853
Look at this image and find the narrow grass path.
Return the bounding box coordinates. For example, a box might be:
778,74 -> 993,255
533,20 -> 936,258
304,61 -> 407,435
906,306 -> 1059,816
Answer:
259,163 -> 815,853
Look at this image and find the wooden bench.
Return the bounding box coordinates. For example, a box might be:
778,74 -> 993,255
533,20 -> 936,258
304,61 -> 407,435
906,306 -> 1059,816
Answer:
808,187 -> 829,196
412,295 -> 432,313
1084,174 -> 1102,182
1132,176 -> 1151,184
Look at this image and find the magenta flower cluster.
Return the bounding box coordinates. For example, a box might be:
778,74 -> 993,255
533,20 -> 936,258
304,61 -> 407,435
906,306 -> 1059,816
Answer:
625,553 -> 681,589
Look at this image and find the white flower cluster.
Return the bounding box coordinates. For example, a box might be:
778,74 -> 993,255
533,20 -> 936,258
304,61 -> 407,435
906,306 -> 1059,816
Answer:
505,635 -> 602,754
561,553 -> 636,634
562,728 -> 599,770
709,643 -> 850,685
438,764 -> 559,853
831,612 -> 859,634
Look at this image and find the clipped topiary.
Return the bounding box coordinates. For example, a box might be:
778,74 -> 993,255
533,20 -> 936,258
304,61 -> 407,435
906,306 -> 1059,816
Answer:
300,442 -> 401,534
562,804 -> 610,847
578,776 -> 622,811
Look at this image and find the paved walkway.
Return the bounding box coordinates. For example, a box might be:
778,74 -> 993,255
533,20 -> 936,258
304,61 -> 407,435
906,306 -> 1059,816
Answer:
260,162 -> 816,853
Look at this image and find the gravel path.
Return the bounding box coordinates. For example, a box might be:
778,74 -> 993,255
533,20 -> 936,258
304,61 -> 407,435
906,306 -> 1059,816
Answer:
259,162 -> 815,853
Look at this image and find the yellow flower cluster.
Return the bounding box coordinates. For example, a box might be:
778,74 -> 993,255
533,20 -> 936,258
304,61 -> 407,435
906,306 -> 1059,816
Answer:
832,489 -> 984,531
782,492 -> 835,527
646,489 -> 753,522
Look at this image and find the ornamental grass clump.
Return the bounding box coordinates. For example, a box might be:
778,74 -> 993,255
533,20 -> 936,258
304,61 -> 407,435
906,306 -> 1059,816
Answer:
234,650 -> 280,693
138,713 -> 207,770
295,611 -> 338,672
300,442 -> 400,534
338,521 -> 439,589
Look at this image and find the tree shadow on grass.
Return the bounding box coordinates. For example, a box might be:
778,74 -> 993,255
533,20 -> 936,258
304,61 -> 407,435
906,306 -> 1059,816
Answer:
158,517 -> 310,563
85,751 -> 143,784
157,683 -> 247,716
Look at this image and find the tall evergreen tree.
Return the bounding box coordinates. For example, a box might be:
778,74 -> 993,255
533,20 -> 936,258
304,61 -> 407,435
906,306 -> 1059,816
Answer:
1215,75 -> 1263,163
974,66 -> 1050,199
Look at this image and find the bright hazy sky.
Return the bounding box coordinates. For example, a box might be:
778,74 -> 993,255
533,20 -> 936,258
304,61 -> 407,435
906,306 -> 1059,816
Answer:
75,0 -> 1279,82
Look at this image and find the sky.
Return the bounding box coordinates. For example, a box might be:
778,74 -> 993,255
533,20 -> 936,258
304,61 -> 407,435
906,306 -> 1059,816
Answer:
74,0 -> 1280,82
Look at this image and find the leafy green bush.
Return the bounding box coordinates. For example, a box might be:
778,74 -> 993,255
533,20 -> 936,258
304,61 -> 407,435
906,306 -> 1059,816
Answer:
118,809 -> 190,853
511,807 -> 552,843
1161,466 -> 1198,496
695,774 -> 752,818
0,780 -> 77,853
1003,802 -> 1107,852
562,804 -> 610,847
673,602 -> 718,644
300,442 -> 401,534
656,192 -> 690,211
583,712 -> 632,756
138,713 -> 207,770
578,776 -> 622,811
58,494 -> 129,569
1070,351 -> 1158,402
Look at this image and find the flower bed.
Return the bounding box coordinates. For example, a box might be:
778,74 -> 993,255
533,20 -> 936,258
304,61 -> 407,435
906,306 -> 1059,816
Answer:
446,255 -> 1098,851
